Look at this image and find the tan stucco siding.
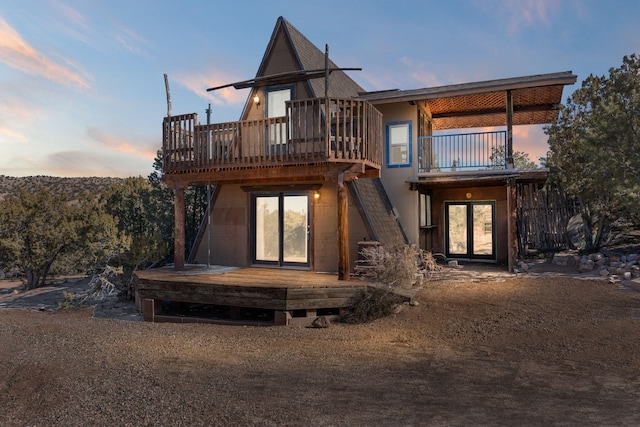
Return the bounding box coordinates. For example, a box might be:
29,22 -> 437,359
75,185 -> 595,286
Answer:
193,182 -> 370,273
192,184 -> 249,267
375,103 -> 420,245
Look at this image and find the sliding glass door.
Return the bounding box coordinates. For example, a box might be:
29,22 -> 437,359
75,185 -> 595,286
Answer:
253,193 -> 309,266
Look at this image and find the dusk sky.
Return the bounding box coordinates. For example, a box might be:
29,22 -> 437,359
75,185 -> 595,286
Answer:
1,0 -> 639,178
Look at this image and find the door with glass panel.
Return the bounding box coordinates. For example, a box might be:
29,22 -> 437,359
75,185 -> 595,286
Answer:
253,193 -> 309,266
445,201 -> 495,260
266,88 -> 291,154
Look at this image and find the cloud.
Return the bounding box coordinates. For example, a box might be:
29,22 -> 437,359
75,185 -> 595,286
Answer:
503,0 -> 558,34
86,127 -> 157,161
173,70 -> 249,106
114,26 -> 151,58
0,16 -> 91,88
513,125 -> 549,163
0,125 -> 27,142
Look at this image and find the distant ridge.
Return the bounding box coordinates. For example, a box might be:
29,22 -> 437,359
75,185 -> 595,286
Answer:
0,175 -> 126,201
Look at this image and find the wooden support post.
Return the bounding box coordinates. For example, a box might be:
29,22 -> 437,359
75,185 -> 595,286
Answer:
506,90 -> 514,169
174,185 -> 185,271
142,298 -> 162,322
337,171 -> 350,280
506,178 -> 517,272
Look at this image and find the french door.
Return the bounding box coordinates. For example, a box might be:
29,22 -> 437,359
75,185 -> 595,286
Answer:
252,193 -> 309,266
445,201 -> 495,260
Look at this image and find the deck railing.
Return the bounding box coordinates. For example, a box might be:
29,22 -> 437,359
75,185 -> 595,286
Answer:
162,98 -> 383,174
418,131 -> 507,172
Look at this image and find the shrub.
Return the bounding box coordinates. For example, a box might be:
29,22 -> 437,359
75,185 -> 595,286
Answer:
341,287 -> 405,324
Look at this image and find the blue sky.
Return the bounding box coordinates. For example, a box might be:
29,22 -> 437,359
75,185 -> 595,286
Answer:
1,0 -> 638,178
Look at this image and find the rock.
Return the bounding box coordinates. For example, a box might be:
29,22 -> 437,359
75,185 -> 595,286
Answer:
576,260 -> 595,272
553,253 -> 577,266
310,316 -> 330,328
516,261 -> 530,272
628,254 -> 638,262
609,261 -> 623,268
609,275 -> 620,284
598,268 -> 610,277
409,300 -> 419,307
590,252 -> 605,262
624,272 -> 632,280
448,260 -> 459,268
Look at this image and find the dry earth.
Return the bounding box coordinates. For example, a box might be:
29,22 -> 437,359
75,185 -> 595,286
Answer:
1,265 -> 640,426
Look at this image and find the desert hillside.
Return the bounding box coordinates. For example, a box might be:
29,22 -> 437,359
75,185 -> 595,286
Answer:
0,175 -> 126,201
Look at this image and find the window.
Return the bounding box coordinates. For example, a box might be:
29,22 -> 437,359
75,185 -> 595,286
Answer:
267,87 -> 292,147
419,193 -> 431,227
386,121 -> 412,167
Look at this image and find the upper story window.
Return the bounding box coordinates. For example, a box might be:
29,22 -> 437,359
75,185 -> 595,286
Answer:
267,87 -> 292,118
386,121 -> 412,168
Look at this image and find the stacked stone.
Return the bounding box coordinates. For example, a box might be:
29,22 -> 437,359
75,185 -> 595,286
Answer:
553,252 -> 640,280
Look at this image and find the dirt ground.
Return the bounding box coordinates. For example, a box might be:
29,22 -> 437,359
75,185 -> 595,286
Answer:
1,265 -> 640,426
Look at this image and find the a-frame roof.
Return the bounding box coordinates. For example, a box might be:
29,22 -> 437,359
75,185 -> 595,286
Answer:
255,16 -> 364,98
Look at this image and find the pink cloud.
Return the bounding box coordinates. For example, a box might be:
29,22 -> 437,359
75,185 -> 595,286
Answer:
0,16 -> 91,88
174,70 -> 249,106
86,127 -> 157,161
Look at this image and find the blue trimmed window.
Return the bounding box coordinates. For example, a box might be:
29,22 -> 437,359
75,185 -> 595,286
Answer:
386,121 -> 412,167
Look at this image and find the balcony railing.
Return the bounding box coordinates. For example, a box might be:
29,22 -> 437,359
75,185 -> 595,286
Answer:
418,131 -> 507,173
162,98 -> 383,174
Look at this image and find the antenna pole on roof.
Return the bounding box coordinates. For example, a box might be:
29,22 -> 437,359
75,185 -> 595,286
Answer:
324,44 -> 329,99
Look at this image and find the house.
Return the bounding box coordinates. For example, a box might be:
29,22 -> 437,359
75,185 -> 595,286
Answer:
136,17 -> 576,323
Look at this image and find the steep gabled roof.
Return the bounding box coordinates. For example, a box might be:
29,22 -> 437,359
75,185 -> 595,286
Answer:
255,16 -> 364,98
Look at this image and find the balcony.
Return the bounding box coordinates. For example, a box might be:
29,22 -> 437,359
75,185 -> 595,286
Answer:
418,131 -> 507,173
162,98 -> 383,178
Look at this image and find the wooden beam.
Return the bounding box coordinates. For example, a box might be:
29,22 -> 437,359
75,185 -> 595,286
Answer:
430,103 -> 560,119
174,186 -> 185,271
337,171 -> 350,280
506,178 -> 517,272
506,90 -> 514,169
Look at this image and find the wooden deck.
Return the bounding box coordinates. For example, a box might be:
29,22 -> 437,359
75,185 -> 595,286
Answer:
134,266 -> 370,325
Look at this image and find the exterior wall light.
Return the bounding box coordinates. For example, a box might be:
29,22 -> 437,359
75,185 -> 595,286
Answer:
253,95 -> 260,107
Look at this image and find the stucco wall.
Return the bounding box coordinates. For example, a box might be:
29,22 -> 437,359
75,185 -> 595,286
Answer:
375,103 -> 420,245
193,182 -> 371,273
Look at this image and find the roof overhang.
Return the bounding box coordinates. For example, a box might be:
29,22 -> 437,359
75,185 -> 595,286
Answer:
359,72 -> 577,130
408,168 -> 549,190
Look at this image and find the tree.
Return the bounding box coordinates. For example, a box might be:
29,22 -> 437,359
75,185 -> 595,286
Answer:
487,146 -> 537,170
545,54 -> 640,249
0,189 -> 124,289
101,177 -> 172,297
149,149 -> 210,262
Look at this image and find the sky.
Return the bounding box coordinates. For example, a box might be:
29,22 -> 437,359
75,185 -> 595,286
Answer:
0,0 -> 639,178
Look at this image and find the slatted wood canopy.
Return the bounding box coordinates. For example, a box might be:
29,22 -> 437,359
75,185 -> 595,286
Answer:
359,71 -> 577,130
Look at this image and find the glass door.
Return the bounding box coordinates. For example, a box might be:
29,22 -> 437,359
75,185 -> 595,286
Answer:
267,88 -> 291,154
445,201 -> 495,260
253,193 -> 309,266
